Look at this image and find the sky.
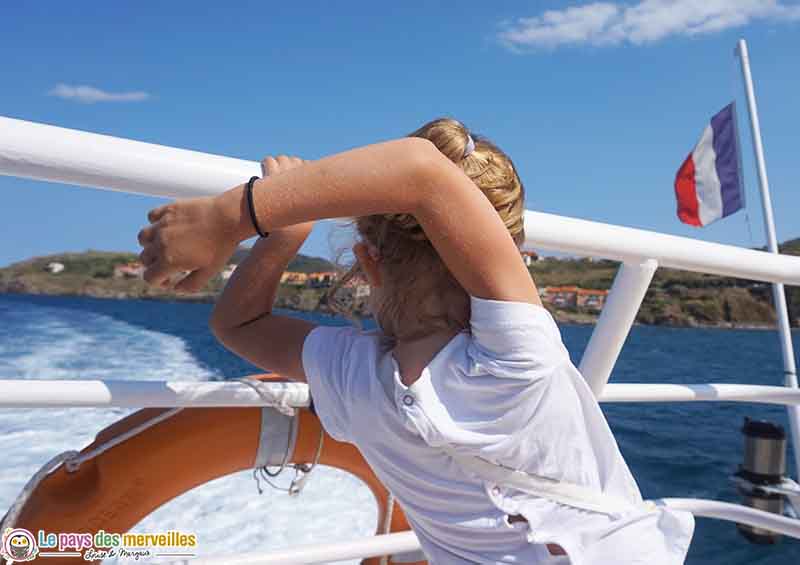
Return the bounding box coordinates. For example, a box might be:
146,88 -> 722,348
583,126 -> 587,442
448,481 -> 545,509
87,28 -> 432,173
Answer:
1,1 -> 799,267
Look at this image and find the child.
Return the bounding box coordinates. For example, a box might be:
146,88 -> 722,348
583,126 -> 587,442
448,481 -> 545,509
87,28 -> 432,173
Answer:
137,118 -> 694,564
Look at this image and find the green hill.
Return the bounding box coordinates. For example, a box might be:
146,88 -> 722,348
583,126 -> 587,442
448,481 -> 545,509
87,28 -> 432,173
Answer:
229,247 -> 335,272
526,238 -> 799,327
0,239 -> 797,327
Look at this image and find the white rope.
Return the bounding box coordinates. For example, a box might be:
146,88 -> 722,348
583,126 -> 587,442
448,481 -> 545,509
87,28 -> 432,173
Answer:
64,407 -> 184,472
0,450 -> 79,563
288,427 -> 324,496
253,424 -> 324,497
239,377 -> 298,416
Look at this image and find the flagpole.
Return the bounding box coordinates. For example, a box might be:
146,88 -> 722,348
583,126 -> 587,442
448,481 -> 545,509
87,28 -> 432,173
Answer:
736,38 -> 800,477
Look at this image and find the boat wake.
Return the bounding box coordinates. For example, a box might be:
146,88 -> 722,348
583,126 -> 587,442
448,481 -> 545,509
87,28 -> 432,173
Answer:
0,299 -> 376,564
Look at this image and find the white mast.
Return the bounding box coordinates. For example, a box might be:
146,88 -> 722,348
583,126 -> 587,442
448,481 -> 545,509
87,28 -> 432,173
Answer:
736,38 -> 800,475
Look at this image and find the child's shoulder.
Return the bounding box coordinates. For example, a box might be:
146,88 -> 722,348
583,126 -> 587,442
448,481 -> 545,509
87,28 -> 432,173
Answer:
467,295 -> 570,379
303,324 -> 384,362
469,295 -> 561,341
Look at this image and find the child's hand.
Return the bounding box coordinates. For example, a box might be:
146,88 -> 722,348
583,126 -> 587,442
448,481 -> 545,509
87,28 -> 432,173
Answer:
138,194 -> 241,292
137,155 -> 308,292
260,154 -> 306,177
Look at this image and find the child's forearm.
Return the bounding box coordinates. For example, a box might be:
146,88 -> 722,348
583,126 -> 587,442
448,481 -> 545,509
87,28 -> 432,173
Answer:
209,222 -> 313,334
209,138 -> 537,303
214,138 -> 438,242
143,136 -> 538,304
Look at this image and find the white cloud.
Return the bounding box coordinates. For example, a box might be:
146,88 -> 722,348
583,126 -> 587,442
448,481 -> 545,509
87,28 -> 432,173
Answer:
48,83 -> 150,103
499,0 -> 800,50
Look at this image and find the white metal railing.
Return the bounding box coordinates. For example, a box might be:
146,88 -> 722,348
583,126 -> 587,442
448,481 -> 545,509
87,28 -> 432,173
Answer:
0,379 -> 311,408
4,380 -> 800,409
1,116 -> 799,285
163,531 -> 421,565
2,114 -> 800,560
158,498 -> 800,565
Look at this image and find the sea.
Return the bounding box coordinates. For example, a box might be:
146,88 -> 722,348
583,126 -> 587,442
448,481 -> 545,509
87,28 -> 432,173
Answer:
1,292 -> 798,564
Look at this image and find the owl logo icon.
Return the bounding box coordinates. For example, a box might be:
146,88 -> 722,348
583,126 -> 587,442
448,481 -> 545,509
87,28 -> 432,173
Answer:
1,528 -> 38,563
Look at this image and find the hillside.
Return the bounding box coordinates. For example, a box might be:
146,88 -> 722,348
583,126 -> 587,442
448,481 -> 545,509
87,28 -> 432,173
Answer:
526,238 -> 799,327
230,247 -> 335,273
1,240 -> 797,328
0,249 -> 335,302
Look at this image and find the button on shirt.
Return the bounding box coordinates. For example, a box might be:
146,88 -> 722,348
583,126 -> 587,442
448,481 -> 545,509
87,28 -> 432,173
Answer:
302,297 -> 694,565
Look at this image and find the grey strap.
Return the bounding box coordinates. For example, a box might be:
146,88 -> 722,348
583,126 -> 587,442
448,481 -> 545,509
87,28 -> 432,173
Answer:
255,406 -> 298,468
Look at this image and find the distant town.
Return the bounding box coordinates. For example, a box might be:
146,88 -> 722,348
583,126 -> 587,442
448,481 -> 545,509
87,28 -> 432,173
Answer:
4,240 -> 799,329
44,250 -> 608,313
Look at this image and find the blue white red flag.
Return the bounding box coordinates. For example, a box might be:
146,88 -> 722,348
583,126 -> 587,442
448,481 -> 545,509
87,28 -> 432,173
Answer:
674,103 -> 745,227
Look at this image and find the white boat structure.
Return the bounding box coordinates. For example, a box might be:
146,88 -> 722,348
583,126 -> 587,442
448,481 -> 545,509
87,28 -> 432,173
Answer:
1,39 -> 799,563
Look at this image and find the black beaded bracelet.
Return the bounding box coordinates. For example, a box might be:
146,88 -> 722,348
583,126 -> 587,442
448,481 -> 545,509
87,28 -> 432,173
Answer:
246,176 -> 269,238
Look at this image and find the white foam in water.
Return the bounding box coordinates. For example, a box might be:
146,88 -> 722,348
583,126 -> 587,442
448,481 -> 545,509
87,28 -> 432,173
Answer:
0,301 -> 377,564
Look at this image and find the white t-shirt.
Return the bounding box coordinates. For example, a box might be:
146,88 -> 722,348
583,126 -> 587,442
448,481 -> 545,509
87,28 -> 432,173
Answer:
302,296 -> 694,565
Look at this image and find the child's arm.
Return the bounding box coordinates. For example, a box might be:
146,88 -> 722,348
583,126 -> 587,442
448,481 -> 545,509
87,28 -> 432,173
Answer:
139,138 -> 539,306
182,155 -> 318,380
208,220 -> 316,380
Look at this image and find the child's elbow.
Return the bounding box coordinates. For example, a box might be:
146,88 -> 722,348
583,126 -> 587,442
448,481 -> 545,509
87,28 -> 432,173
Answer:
404,137 -> 446,180
208,317 -> 230,345
401,137 -> 467,205
208,312 -> 237,346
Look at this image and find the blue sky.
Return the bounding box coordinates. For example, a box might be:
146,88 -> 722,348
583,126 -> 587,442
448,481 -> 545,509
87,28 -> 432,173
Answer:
1,1 -> 799,267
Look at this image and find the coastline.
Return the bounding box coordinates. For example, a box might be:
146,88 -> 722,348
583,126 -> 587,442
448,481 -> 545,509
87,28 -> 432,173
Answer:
0,287 -> 783,332
2,248 -> 796,331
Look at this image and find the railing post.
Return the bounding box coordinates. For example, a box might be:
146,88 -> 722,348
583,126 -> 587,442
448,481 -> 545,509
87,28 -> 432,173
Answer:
579,259 -> 658,397
737,37 -> 800,482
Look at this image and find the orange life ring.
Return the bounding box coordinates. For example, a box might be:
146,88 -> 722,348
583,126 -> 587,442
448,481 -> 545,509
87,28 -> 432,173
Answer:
7,375 -> 425,565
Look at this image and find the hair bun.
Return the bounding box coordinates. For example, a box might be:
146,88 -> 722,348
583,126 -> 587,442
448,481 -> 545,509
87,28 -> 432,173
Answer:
408,118 -> 473,163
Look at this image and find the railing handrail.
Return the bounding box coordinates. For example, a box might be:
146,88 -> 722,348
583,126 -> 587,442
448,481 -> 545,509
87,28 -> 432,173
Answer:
3,379 -> 800,408
2,115 -> 799,284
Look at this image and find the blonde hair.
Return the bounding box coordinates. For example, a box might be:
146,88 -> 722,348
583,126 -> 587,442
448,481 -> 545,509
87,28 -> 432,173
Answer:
328,118 -> 525,342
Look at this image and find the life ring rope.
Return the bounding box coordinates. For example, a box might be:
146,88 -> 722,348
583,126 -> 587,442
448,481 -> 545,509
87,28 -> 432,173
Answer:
67,407 -> 185,472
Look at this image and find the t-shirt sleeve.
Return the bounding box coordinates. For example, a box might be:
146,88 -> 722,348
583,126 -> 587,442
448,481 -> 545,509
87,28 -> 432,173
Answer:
301,325 -> 365,443
467,296 -> 571,379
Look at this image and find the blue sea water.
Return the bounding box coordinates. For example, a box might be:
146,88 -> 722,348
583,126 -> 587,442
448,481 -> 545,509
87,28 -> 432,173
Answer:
1,293 -> 799,564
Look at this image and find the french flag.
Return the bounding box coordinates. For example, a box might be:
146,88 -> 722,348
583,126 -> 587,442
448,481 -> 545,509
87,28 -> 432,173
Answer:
675,103 -> 745,227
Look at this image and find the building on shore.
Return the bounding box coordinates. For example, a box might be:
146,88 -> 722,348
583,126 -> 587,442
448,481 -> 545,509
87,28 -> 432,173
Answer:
45,262 -> 65,274
542,286 -> 578,308
521,251 -> 539,266
306,271 -> 337,288
114,262 -> 144,279
280,272 -> 309,285
577,288 -> 608,311
542,286 -> 609,311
